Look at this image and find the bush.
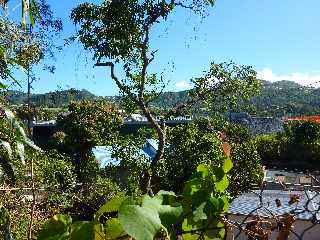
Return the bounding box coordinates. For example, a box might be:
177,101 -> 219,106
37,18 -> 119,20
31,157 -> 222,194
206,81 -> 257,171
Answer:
229,141 -> 263,197
157,119 -> 263,197
256,121 -> 320,170
255,134 -> 282,165
288,121 -> 320,144
53,100 -> 123,183
157,121 -> 224,193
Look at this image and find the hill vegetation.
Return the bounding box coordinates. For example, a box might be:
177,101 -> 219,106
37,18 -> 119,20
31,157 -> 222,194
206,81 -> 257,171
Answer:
3,89 -> 97,107
6,80 -> 320,117
153,80 -> 320,117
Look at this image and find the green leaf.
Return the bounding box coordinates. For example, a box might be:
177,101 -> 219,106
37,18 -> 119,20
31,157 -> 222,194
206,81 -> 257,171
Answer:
191,190 -> 209,207
70,221 -> 94,240
118,204 -> 161,240
181,219 -> 198,240
212,167 -> 225,181
209,197 -> 220,212
192,202 -> 207,222
218,196 -> 230,211
197,164 -> 209,177
29,1 -> 35,27
93,224 -> 105,240
94,195 -> 126,222
183,178 -> 201,196
0,152 -> 16,184
222,158 -> 233,173
104,218 -> 126,239
142,192 -> 183,230
37,214 -> 72,240
0,83 -> 8,89
214,175 -> 229,192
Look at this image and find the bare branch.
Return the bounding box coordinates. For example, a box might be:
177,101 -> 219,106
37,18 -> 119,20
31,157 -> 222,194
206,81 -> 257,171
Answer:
149,49 -> 158,64
95,60 -> 139,104
174,2 -> 194,10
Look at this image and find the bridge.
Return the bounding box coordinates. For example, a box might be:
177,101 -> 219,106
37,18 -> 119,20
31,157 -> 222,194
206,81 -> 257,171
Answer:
32,119 -> 192,146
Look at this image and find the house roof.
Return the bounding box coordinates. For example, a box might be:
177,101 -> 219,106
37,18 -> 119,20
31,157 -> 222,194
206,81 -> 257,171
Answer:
229,190 -> 320,221
93,139 -> 158,167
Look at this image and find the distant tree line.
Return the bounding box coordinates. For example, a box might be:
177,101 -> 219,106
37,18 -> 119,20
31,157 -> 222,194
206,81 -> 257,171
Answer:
5,79 -> 320,118
152,80 -> 320,117
3,89 -> 97,107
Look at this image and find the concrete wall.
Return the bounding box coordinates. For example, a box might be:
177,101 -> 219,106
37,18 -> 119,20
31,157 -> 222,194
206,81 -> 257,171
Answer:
250,117 -> 284,135
230,113 -> 284,135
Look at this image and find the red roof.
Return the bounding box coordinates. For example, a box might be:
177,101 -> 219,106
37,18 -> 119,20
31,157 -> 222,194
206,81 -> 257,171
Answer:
285,115 -> 320,122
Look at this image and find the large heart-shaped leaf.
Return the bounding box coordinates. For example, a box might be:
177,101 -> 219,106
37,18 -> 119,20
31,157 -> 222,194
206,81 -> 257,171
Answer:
142,192 -> 183,229
104,218 -> 126,239
119,204 -> 161,240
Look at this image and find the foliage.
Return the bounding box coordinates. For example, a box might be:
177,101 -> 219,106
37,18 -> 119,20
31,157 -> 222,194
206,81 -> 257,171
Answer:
71,0 -> 214,63
1,192 -> 52,240
286,120 -> 320,144
54,100 -> 122,182
9,79 -> 320,117
222,121 -> 252,143
71,0 -> 219,173
0,148 -> 76,239
255,133 -> 282,164
107,134 -> 150,195
0,0 -> 62,85
256,121 -> 320,170
38,161 -> 232,240
0,106 -> 41,183
68,176 -> 124,222
5,89 -> 97,108
191,61 -> 261,113
250,80 -> 320,117
56,100 -> 122,148
228,141 -> 263,197
157,120 -> 224,193
156,119 -> 263,197
150,80 -> 320,117
35,150 -> 76,192
0,18 -> 33,86
0,206 -> 13,240
13,104 -> 61,122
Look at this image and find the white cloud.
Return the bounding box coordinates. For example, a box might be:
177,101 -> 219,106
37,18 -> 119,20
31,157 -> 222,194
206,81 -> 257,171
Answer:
175,81 -> 193,90
257,68 -> 320,87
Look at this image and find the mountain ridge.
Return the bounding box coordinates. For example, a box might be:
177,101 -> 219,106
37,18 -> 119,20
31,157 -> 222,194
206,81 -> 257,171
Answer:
4,80 -> 320,117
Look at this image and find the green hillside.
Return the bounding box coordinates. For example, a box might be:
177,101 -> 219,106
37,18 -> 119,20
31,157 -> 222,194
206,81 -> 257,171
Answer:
251,80 -> 320,116
152,80 -> 320,117
4,80 -> 320,117
3,89 -> 97,107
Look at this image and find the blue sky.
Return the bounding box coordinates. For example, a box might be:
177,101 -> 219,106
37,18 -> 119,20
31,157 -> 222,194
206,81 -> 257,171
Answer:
6,0 -> 320,95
